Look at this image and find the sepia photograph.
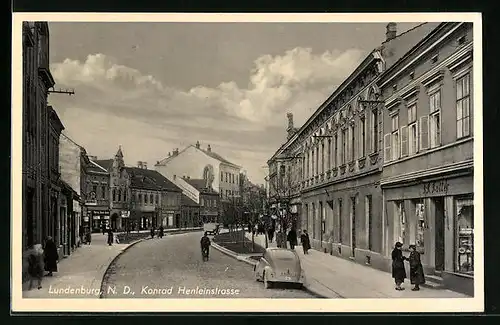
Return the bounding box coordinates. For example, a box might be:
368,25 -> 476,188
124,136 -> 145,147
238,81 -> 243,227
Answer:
11,13 -> 483,313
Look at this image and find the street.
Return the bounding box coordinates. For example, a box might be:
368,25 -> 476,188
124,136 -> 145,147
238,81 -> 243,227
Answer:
101,231 -> 316,298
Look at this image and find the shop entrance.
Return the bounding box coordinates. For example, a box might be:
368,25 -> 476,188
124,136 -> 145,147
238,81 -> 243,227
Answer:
434,197 -> 445,272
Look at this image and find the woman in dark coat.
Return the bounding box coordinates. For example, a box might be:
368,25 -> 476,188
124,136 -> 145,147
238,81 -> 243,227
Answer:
391,242 -> 407,290
43,236 -> 58,276
407,244 -> 425,291
300,230 -> 311,254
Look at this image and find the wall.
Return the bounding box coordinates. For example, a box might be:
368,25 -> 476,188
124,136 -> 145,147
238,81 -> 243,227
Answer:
155,146 -> 221,192
59,135 -> 81,196
219,164 -> 241,199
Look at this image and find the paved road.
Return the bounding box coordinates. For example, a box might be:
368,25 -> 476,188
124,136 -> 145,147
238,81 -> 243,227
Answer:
101,231 -> 315,298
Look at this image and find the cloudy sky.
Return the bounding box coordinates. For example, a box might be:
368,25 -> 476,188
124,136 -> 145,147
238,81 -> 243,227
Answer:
47,21 -> 421,184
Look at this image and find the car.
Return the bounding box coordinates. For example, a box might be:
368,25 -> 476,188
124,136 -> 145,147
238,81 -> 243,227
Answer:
254,247 -> 305,289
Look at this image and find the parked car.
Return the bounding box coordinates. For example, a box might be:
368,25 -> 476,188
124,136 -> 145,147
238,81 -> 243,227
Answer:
254,247 -> 305,289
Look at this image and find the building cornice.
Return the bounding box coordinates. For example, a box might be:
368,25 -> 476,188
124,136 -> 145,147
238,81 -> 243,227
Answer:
383,41 -> 473,104
378,22 -> 465,88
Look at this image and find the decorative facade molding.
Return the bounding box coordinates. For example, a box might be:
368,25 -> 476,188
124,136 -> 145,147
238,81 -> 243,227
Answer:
421,70 -> 445,88
400,85 -> 421,101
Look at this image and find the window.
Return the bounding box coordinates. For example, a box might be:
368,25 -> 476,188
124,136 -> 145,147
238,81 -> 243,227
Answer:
112,189 -> 116,202
350,125 -> 356,162
419,115 -> 429,150
138,193 -> 143,204
93,185 -> 98,198
315,146 -> 319,175
321,142 -> 325,173
101,186 -> 106,199
327,139 -> 331,170
396,201 -> 406,245
415,200 -> 425,253
220,171 -> 223,182
150,194 -> 154,205
456,197 -> 474,274
311,150 -> 315,176
334,133 -> 338,167
225,173 -> 228,183
360,118 -> 366,157
123,190 -> 127,202
430,111 -> 441,148
156,194 -> 159,204
341,129 -> 347,165
366,195 -> 373,250
145,193 -> 148,204
408,104 -> 417,124
391,115 -> 400,160
338,198 -> 343,243
371,109 -> 379,152
456,73 -> 471,138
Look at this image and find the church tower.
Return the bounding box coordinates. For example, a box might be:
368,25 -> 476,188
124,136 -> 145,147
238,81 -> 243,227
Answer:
113,145 -> 125,171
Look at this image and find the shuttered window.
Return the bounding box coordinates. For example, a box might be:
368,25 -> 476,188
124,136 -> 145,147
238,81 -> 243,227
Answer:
384,133 -> 391,162
419,115 -> 429,150
401,126 -> 409,157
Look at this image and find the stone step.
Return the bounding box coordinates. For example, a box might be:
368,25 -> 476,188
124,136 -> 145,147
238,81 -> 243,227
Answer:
422,274 -> 445,289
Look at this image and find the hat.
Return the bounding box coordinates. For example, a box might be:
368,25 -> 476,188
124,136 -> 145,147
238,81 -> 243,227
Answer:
409,244 -> 416,250
395,242 -> 403,248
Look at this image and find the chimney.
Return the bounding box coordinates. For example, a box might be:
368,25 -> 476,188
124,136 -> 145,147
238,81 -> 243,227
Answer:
168,152 -> 171,157
143,162 -> 147,169
173,174 -> 176,180
196,141 -> 200,149
287,112 -> 294,130
386,22 -> 397,42
207,144 -> 211,152
173,148 -> 179,156
137,161 -> 143,168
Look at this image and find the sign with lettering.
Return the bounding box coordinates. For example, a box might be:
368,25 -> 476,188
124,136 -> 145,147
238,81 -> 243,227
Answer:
422,180 -> 449,196
91,210 -> 110,216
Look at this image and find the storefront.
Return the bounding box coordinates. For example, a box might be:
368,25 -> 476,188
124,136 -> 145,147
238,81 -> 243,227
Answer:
161,210 -> 177,228
382,173 -> 474,295
90,209 -> 110,232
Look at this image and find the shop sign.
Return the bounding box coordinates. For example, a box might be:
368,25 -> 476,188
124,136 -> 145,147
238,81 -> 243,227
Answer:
92,210 -> 110,216
422,180 -> 449,196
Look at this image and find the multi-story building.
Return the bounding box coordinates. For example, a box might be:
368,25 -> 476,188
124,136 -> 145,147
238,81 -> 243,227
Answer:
183,177 -> 220,224
267,22 -> 441,269
155,142 -> 241,200
155,141 -> 241,223
82,156 -> 111,232
180,193 -> 200,228
22,21 -> 56,252
378,22 -> 474,295
58,133 -> 86,254
240,172 -> 267,223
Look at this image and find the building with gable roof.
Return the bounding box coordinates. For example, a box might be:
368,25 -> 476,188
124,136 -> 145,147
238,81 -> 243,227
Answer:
183,177 -> 220,224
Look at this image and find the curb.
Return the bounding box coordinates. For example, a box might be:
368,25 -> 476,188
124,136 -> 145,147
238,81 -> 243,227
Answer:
211,242 -> 329,298
99,228 -> 202,299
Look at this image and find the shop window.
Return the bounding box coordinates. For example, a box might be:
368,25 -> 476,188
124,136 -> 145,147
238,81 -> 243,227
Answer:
456,198 -> 474,274
395,201 -> 406,246
415,200 -> 426,253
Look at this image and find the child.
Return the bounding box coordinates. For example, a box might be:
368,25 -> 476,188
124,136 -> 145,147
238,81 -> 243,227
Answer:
28,244 -> 44,290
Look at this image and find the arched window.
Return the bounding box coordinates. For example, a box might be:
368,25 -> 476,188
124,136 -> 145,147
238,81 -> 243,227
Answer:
145,193 -> 148,204
150,194 -> 154,205
112,189 -> 116,202
118,189 -> 122,202
123,190 -> 127,202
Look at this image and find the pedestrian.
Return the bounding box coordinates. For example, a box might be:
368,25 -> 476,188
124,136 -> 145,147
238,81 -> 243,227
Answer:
107,228 -> 114,246
407,244 -> 425,291
27,243 -> 44,290
150,227 -> 155,239
85,230 -> 92,245
268,227 -> 275,243
159,225 -> 164,239
300,230 -> 311,254
287,228 -> 297,250
276,229 -> 283,248
79,226 -> 84,246
43,236 -> 58,276
102,223 -> 106,235
391,241 -> 407,290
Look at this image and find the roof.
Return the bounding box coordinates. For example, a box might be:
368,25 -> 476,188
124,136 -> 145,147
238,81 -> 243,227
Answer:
124,167 -> 182,192
181,193 -> 199,207
94,159 -> 114,171
156,144 -> 241,169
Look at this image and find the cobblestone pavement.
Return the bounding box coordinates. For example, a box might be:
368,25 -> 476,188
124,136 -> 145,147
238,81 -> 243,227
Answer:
101,231 -> 316,298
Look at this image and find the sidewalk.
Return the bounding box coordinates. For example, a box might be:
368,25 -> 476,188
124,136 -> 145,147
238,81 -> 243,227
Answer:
244,232 -> 470,299
22,233 -> 139,298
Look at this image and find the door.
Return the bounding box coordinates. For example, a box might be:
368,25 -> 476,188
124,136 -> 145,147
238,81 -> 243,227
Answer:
351,196 -> 356,257
434,197 -> 445,272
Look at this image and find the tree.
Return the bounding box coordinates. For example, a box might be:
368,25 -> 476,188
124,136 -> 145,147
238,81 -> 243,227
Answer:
268,164 -> 296,236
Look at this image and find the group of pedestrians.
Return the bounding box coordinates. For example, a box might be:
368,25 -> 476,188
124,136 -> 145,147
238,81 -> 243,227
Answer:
26,236 -> 59,290
391,241 -> 426,291
150,226 -> 165,239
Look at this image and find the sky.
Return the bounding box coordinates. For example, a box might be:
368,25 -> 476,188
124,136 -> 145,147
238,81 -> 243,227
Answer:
47,21 -> 422,185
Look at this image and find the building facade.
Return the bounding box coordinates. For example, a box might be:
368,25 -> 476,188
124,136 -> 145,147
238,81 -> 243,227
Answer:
59,133 -> 86,253
378,22 -> 474,295
83,158 -> 111,232
266,22 -> 445,275
183,177 -> 220,224
181,193 -> 200,228
22,22 -> 56,253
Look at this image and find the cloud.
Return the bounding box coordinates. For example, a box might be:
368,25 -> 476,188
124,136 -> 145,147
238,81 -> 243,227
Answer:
50,47 -> 364,183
